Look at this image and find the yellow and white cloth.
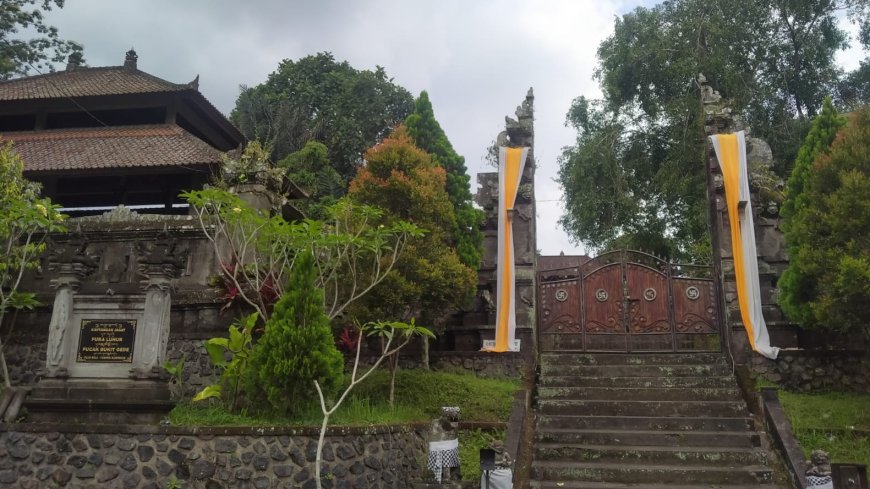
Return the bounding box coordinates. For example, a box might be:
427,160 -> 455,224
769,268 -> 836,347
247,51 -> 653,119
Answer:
710,131 -> 780,359
484,146 -> 529,353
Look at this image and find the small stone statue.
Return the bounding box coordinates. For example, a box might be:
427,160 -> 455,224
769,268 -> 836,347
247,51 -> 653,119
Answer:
806,449 -> 833,489
428,406 -> 461,483
480,440 -> 514,488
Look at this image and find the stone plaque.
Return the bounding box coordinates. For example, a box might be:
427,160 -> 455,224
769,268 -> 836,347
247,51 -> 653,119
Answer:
77,319 -> 136,363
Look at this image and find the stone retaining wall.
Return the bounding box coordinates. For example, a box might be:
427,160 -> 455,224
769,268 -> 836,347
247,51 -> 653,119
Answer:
6,334 -> 526,398
0,424 -> 429,489
749,350 -> 870,392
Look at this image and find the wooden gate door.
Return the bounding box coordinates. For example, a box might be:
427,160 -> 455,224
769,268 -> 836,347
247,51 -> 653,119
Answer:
538,250 -> 720,352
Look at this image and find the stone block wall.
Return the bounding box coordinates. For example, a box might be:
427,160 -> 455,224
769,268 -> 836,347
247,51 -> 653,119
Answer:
0,424 -> 428,489
750,350 -> 870,393
6,333 -> 528,399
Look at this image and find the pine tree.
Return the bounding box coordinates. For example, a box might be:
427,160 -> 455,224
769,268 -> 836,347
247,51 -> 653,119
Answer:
778,107 -> 870,335
405,91 -> 484,270
779,98 -> 847,326
781,97 -> 846,224
242,251 -> 344,416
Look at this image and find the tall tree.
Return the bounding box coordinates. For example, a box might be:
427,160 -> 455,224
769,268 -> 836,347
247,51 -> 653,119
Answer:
780,97 -> 847,224
348,127 -> 475,328
558,0 -> 869,258
404,91 -> 483,270
231,52 -> 414,187
778,108 -> 870,337
278,141 -> 344,220
1,0 -> 83,79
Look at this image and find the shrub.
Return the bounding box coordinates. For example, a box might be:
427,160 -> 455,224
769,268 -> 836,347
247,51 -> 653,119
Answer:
779,107 -> 870,335
243,251 -> 344,415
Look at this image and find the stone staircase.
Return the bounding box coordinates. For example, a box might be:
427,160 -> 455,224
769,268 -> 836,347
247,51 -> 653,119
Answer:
529,352 -> 779,488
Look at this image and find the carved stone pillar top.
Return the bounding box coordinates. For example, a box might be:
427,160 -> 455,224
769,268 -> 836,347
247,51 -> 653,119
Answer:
502,87 -> 535,148
137,232 -> 187,289
47,235 -> 98,285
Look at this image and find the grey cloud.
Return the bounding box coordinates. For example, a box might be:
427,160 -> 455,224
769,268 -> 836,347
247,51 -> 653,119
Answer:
42,0 -> 623,255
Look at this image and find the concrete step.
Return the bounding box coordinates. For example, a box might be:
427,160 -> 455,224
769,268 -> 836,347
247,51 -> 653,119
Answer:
539,353 -> 727,366
538,399 -> 748,417
536,414 -> 755,432
539,375 -> 737,388
537,386 -> 742,402
530,461 -> 773,485
534,444 -> 768,466
529,482 -> 779,489
539,363 -> 732,377
534,429 -> 760,448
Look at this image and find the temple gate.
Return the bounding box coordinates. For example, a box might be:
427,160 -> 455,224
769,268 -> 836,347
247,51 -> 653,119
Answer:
537,250 -> 719,352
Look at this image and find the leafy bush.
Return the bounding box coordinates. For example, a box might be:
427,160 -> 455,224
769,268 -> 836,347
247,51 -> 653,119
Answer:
779,107 -> 870,334
192,312 -> 257,411
242,251 -> 344,416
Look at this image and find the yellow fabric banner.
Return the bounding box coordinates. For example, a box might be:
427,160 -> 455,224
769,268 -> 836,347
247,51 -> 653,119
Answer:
711,132 -> 779,359
484,146 -> 528,353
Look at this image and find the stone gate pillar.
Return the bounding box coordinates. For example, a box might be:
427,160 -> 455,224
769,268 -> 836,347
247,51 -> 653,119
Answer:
472,89 -> 538,356
131,235 -> 186,379
43,239 -> 97,378
701,75 -> 795,362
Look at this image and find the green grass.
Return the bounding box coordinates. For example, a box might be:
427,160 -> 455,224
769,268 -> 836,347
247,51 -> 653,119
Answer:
458,429 -> 505,482
778,390 -> 870,432
169,369 -> 518,427
777,389 -> 870,466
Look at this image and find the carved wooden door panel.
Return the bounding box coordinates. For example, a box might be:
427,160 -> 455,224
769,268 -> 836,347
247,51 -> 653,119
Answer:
624,263 -> 673,351
538,270 -> 582,351
671,277 -> 720,351
582,262 -> 627,351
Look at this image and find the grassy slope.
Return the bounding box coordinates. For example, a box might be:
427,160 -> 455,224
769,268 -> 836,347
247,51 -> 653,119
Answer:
171,369 -> 518,482
777,390 -> 870,466
170,369 -> 518,426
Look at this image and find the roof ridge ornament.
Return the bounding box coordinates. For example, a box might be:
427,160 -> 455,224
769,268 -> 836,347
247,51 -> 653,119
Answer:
124,48 -> 138,70
66,52 -> 83,72
187,74 -> 199,91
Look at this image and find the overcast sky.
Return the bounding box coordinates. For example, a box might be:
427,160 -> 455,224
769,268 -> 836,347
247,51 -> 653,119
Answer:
40,0 -> 866,256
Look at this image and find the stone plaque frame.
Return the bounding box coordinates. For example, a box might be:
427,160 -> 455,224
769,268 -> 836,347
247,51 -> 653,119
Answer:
64,296 -> 145,378
76,319 -> 137,363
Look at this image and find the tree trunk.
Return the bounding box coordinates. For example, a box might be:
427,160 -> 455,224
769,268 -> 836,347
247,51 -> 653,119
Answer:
388,353 -> 398,407
0,311 -> 10,388
315,411 -> 329,489
421,335 -> 430,371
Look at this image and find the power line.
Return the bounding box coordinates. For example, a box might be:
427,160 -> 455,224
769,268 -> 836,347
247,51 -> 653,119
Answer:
1,40 -> 109,128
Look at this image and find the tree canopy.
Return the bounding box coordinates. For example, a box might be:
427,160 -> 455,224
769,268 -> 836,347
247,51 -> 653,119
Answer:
404,91 -> 483,270
0,0 -> 83,79
778,108 -> 870,335
558,0 -> 870,259
231,52 -> 414,187
348,127 -> 475,327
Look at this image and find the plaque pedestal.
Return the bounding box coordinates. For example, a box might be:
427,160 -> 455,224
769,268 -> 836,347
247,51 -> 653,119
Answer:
26,378 -> 172,424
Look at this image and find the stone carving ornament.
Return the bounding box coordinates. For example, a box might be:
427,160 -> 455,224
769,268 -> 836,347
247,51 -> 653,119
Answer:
44,236 -> 98,376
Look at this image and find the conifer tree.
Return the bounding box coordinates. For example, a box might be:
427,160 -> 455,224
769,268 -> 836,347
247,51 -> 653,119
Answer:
779,98 -> 847,325
405,91 -> 484,270
242,251 -> 344,416
778,108 -> 870,335
780,97 -> 846,224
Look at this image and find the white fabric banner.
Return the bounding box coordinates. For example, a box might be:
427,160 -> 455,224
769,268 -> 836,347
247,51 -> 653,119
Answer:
710,131 -> 780,359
